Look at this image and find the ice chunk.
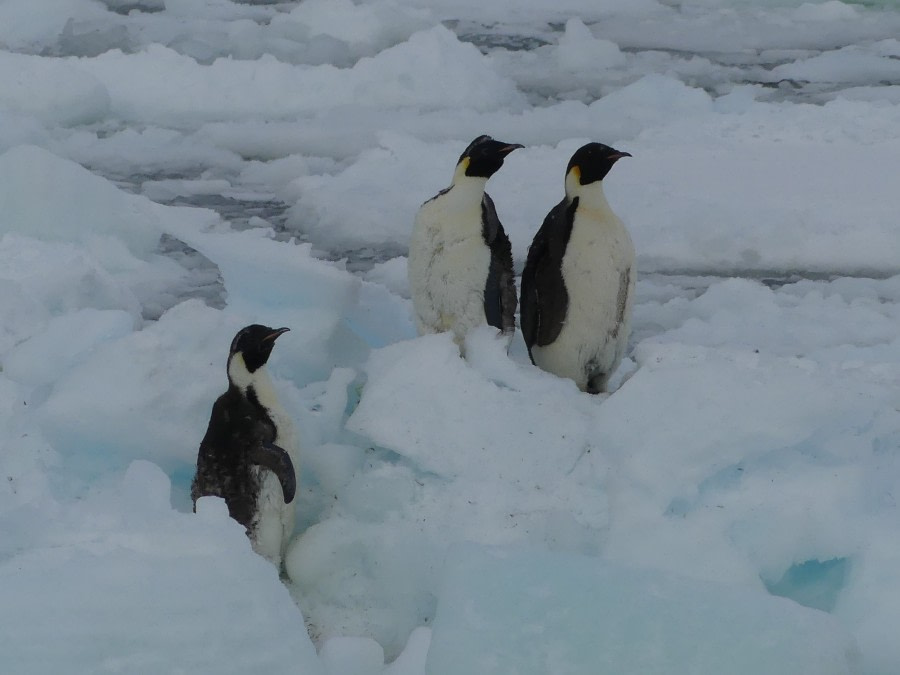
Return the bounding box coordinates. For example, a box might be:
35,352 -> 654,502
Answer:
0,0 -> 110,52
0,53 -> 110,126
2,308 -> 136,387
119,459 -> 173,513
294,330 -> 608,655
288,133 -> 452,254
0,146 -> 161,256
38,300 -> 229,479
348,332 -> 595,480
304,443 -> 365,497
426,545 -> 862,675
270,0 -> 431,63
772,46 -> 900,85
792,1 -> 858,22
0,462 -> 324,674
0,235 -> 142,353
172,226 -> 365,381
589,73 -> 713,138
557,18 -> 626,72
75,26 -> 522,126
364,257 -> 409,298
0,111 -> 51,155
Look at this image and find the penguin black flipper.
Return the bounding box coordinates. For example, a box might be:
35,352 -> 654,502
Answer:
520,197 -> 577,362
481,192 -> 517,334
249,441 -> 296,504
192,390 -> 264,528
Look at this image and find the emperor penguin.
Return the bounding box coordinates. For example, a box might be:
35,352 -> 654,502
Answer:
192,324 -> 299,568
520,142 -> 635,394
408,135 -> 523,345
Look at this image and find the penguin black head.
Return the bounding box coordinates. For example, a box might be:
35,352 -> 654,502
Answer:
228,324 -> 290,375
567,142 -> 631,186
457,135 -> 524,179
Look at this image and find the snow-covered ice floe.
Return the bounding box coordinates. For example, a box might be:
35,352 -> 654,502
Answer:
426,544 -> 862,675
2,0 -> 900,673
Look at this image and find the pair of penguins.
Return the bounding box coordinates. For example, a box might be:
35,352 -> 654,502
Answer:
192,137 -> 634,567
409,135 -> 635,395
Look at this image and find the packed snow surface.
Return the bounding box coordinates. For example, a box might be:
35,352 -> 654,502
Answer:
1,0 -> 900,673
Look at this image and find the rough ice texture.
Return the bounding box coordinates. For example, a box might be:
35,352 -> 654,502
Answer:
3,0 -> 900,672
0,144 -> 162,255
64,25 -> 523,126
0,461 -> 324,675
426,544 -> 862,675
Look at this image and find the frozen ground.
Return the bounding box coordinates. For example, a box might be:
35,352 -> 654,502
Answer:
1,0 -> 899,673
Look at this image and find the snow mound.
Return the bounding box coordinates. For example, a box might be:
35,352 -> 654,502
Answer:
0,144 -> 161,256
426,544 -> 862,675
0,53 -> 110,126
0,461 -> 323,675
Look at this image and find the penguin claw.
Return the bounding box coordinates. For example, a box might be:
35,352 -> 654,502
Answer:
249,441 -> 297,504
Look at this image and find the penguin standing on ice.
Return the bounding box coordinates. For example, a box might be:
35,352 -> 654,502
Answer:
520,142 -> 635,394
192,324 -> 298,568
408,135 -> 523,344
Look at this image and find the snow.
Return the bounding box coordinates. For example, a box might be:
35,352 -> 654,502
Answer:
0,53 -> 110,126
1,0 -> 900,672
426,544 -> 861,675
0,461 -> 324,675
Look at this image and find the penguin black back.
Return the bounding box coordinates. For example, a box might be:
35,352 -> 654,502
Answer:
482,192 -> 517,333
520,197 -> 579,359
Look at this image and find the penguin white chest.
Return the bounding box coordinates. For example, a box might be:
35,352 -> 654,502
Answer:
251,372 -> 298,565
229,357 -> 299,566
532,207 -> 635,391
409,193 -> 491,342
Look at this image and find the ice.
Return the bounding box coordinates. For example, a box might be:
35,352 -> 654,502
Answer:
0,53 -> 110,126
2,0 -> 900,672
70,26 -> 522,127
347,330 -> 596,480
269,0 -> 432,65
383,628 -> 431,675
0,461 -> 324,675
0,0 -> 110,52
37,300 -> 226,483
363,257 -> 410,298
773,45 -> 900,84
426,544 -> 862,675
320,636 -> 384,675
792,1 -> 860,21
287,133 -> 458,255
141,177 -> 233,202
556,18 -> 627,72
173,227 -> 366,381
63,126 -> 245,179
0,145 -> 160,255
0,112 -> 51,155
2,308 -> 136,387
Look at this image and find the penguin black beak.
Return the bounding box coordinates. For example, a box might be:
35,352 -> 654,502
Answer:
609,151 -> 632,160
498,143 -> 524,156
262,327 -> 290,342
